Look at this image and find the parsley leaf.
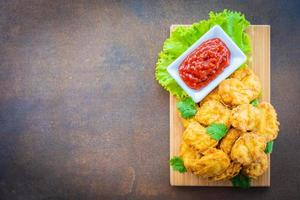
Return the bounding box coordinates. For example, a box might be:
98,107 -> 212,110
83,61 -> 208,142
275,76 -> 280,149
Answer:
176,97 -> 197,119
250,99 -> 259,107
231,173 -> 251,188
169,156 -> 187,173
206,123 -> 228,140
265,141 -> 274,154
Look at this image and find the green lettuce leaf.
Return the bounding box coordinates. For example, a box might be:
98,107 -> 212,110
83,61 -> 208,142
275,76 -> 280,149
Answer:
155,9 -> 251,98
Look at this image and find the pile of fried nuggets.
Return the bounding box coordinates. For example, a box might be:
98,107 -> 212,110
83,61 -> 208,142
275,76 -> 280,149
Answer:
179,66 -> 280,181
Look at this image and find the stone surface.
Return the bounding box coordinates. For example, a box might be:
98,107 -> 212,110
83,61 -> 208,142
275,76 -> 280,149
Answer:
0,0 -> 299,199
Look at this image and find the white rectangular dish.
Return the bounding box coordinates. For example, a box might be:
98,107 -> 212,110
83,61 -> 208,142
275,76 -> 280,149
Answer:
167,25 -> 247,103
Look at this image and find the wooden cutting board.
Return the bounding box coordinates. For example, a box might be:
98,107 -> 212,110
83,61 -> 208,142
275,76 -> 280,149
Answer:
170,25 -> 270,186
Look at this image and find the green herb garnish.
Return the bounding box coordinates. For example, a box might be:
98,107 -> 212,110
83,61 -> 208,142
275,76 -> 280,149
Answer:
231,173 -> 251,188
206,123 -> 228,140
169,156 -> 187,173
265,141 -> 274,154
176,97 -> 197,119
250,99 -> 259,107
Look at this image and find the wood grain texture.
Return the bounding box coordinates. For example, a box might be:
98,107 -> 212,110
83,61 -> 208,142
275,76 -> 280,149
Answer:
170,25 -> 271,186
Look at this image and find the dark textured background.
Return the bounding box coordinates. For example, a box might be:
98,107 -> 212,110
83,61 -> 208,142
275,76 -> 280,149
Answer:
0,0 -> 299,199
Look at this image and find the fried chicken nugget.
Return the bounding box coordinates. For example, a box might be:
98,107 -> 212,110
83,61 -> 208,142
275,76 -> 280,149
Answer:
230,104 -> 260,132
199,88 -> 221,106
231,133 -> 267,165
179,142 -> 202,172
242,73 -> 261,101
256,102 -> 280,142
208,162 -> 242,181
192,148 -> 230,178
230,66 -> 253,80
220,128 -> 243,155
218,78 -> 252,107
181,117 -> 197,129
195,100 -> 231,127
230,67 -> 262,101
243,153 -> 268,179
182,122 -> 218,153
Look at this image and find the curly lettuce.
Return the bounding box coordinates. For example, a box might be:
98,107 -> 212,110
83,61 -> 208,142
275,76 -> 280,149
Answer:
155,9 -> 251,98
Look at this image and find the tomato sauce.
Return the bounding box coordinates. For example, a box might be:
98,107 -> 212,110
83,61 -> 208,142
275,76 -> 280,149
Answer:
179,38 -> 230,90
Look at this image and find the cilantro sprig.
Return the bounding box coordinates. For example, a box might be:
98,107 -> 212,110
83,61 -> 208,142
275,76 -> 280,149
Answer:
265,141 -> 274,154
231,173 -> 251,188
250,99 -> 259,107
176,97 -> 197,119
206,123 -> 228,140
169,156 -> 187,173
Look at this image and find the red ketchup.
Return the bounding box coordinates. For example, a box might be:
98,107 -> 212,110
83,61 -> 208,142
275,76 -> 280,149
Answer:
179,38 -> 230,90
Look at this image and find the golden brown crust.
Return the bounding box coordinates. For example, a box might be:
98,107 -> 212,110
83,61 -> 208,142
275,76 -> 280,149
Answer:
230,66 -> 253,80
220,128 -> 243,155
242,73 -> 261,101
179,142 -> 202,172
218,78 -> 253,107
256,102 -> 280,142
208,162 -> 242,181
192,148 -> 230,178
230,104 -> 260,132
242,153 -> 268,179
230,67 -> 262,101
199,88 -> 222,106
195,100 -> 231,127
182,122 -> 218,153
180,117 -> 197,129
230,133 -> 267,165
